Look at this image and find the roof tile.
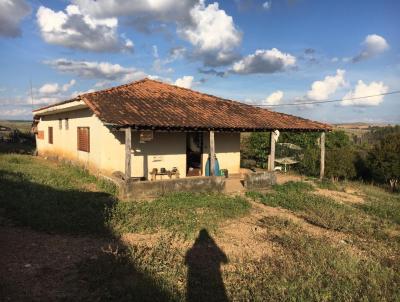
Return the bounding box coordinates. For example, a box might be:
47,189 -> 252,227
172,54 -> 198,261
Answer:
35,78 -> 332,131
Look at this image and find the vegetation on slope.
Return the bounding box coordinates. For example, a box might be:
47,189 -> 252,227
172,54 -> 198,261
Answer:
1,153 -> 399,301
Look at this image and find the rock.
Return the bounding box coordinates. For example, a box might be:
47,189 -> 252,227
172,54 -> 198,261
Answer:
112,171 -> 125,180
24,264 -> 31,268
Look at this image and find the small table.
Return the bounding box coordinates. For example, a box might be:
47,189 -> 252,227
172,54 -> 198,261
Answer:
150,169 -> 180,181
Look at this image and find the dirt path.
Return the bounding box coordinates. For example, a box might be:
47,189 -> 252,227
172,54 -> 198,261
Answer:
0,224 -> 114,301
314,187 -> 365,204
215,200 -> 361,261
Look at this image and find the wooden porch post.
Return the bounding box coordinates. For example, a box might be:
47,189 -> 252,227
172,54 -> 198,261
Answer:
320,131 -> 325,180
125,127 -> 132,180
268,131 -> 276,171
209,130 -> 215,176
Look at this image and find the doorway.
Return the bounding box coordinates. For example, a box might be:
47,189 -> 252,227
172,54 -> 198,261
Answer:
186,132 -> 203,176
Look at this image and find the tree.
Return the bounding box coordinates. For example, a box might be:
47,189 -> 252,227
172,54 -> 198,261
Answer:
366,131 -> 400,191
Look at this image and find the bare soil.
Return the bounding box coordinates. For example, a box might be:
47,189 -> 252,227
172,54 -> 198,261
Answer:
0,184 -> 369,301
314,188 -> 365,204
0,224 -> 115,301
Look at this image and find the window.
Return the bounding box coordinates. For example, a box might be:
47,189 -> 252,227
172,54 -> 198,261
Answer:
65,118 -> 69,130
77,127 -> 90,152
59,119 -> 62,130
37,131 -> 44,140
48,127 -> 53,144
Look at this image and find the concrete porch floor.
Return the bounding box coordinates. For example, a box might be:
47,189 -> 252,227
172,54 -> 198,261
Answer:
224,174 -> 245,194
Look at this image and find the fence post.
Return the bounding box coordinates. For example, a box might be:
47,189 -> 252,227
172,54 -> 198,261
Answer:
125,127 -> 132,180
209,130 -> 215,176
320,131 -> 325,180
268,131 -> 276,171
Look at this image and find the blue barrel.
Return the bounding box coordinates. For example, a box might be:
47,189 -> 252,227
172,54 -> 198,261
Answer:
205,156 -> 220,176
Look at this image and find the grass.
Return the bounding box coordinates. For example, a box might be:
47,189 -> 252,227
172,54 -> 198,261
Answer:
111,193 -> 250,238
228,216 -> 399,301
1,153 -> 400,301
0,154 -> 118,234
354,184 -> 400,225
0,153 -> 249,238
247,181 -> 394,241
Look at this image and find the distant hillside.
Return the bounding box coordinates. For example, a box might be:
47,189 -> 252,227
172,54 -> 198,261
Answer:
0,120 -> 32,133
334,122 -> 393,130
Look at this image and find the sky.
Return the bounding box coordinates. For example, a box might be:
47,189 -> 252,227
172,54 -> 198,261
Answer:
0,0 -> 399,124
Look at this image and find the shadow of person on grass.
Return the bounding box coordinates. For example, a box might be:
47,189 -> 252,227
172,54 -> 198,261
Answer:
185,229 -> 228,302
0,169 -> 176,302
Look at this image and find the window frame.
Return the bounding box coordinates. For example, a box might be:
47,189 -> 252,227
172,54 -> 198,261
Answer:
77,127 -> 90,152
48,127 -> 53,144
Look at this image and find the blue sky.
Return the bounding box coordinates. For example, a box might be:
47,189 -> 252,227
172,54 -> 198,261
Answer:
0,0 -> 399,123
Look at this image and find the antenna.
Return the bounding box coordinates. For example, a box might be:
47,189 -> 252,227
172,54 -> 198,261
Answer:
30,78 -> 33,110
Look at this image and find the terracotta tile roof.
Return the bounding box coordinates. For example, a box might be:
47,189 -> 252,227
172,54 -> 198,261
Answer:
35,78 -> 332,131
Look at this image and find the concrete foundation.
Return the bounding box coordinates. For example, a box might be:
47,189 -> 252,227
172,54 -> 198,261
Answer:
120,176 -> 226,199
243,171 -> 276,190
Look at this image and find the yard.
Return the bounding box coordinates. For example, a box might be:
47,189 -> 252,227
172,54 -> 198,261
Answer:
0,153 -> 399,301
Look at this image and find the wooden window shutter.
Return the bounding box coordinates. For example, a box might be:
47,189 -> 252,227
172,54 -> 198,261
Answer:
77,127 -> 90,152
48,127 -> 53,144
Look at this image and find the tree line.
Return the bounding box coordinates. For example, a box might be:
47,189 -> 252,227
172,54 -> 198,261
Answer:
241,126 -> 400,191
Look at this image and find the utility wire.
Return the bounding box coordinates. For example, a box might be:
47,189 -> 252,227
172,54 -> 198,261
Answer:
254,90 -> 400,107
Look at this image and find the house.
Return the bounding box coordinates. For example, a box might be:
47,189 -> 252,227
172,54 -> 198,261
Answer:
32,78 -> 331,181
0,125 -> 13,142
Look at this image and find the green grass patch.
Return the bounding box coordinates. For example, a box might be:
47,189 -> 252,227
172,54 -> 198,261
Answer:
0,154 -> 249,238
316,179 -> 344,191
226,216 -> 399,301
355,184 -> 400,225
247,181 -> 389,240
110,193 -> 250,238
0,154 -> 117,234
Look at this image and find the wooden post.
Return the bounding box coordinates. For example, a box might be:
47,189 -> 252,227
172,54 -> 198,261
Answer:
209,130 -> 215,176
320,131 -> 325,180
268,131 -> 276,171
125,127 -> 132,180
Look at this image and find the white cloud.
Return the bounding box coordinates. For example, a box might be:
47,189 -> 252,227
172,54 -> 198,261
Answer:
264,90 -> 283,105
38,79 -> 76,95
341,80 -> 388,106
70,89 -> 96,98
73,0 -> 196,22
45,59 -> 147,83
262,1 -> 271,10
0,0 -> 31,37
73,0 -> 241,66
38,83 -> 60,95
62,79 -> 76,91
306,69 -> 346,101
179,1 -> 242,66
353,34 -> 389,63
175,76 -> 194,88
232,48 -> 296,74
36,5 -> 133,52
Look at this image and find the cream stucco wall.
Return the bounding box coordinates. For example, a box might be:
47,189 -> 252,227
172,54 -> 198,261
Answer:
36,109 -> 241,178
201,132 -> 241,175
36,108 -> 126,175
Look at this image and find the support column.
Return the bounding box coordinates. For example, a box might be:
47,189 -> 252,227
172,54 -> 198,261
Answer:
268,131 -> 276,171
125,127 -> 132,180
209,130 -> 215,176
320,131 -> 325,180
